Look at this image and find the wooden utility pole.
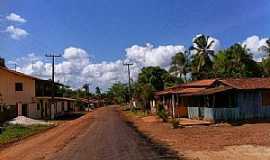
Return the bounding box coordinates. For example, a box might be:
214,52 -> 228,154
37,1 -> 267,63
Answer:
123,62 -> 133,102
45,54 -> 61,119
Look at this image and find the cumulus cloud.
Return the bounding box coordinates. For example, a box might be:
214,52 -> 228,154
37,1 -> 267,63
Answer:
125,43 -> 185,69
5,25 -> 29,40
242,35 -> 269,62
6,13 -> 27,23
11,35 -> 270,90
14,44 -> 184,90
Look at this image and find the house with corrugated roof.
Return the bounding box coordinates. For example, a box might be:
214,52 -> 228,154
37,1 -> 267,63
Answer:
154,78 -> 270,122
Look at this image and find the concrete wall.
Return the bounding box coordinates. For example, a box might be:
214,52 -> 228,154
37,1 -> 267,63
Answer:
188,91 -> 270,121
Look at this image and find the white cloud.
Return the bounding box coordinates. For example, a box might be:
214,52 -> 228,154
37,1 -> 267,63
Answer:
14,44 -> 184,90
5,25 -> 29,40
11,35 -> 270,90
125,43 -> 186,69
242,35 -> 268,62
6,13 -> 27,23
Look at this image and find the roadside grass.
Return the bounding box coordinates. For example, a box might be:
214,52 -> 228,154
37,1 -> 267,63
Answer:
0,124 -> 53,144
125,109 -> 149,118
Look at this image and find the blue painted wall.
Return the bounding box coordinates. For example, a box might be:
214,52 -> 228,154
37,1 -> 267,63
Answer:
188,91 -> 270,121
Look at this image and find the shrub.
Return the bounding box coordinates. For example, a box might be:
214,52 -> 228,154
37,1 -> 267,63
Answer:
157,109 -> 168,122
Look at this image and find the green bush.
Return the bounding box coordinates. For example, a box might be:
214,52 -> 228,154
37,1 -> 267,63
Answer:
157,109 -> 168,122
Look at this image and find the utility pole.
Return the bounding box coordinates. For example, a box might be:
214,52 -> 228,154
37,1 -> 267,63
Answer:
45,53 -> 61,119
123,62 -> 133,102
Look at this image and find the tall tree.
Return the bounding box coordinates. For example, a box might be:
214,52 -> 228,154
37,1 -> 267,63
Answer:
95,86 -> 101,96
107,82 -> 129,104
261,58 -> 270,77
213,44 -> 263,78
138,66 -> 175,91
169,51 -> 190,82
190,34 -> 216,79
259,39 -> 270,56
259,38 -> 270,77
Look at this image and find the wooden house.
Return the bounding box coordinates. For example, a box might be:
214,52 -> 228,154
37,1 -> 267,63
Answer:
155,78 -> 270,122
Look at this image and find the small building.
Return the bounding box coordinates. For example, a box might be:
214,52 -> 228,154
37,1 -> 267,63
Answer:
155,78 -> 270,122
35,97 -> 76,119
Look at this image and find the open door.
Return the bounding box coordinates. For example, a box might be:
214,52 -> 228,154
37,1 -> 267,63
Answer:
22,104 -> 28,116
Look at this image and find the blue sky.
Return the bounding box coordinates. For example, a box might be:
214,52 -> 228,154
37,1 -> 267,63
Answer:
1,0 -> 269,61
0,0 -> 270,89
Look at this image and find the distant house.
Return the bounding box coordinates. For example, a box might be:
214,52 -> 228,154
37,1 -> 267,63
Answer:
0,60 -> 77,121
154,78 -> 270,122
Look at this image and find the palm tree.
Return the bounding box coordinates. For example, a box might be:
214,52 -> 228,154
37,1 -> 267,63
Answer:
259,39 -> 270,57
169,51 -> 190,82
260,38 -> 270,76
190,34 -> 215,79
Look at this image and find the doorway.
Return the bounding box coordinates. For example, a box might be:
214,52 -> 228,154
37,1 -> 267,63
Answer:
22,104 -> 28,116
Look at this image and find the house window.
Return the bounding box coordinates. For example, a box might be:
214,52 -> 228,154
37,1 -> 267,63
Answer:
15,83 -> 23,91
262,91 -> 270,106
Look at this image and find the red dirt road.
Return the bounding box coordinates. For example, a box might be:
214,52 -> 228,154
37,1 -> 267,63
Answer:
0,106 -> 180,160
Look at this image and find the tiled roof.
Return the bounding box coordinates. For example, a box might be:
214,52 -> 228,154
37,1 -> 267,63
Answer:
220,78 -> 270,90
174,87 -> 206,94
181,86 -> 233,96
181,79 -> 217,87
155,78 -> 270,96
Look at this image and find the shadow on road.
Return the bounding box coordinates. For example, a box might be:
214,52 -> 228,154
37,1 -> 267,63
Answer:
54,112 -> 86,121
125,121 -> 186,160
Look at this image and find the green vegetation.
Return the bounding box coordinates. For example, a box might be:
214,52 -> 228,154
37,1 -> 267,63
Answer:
107,82 -> 129,104
190,34 -> 215,79
156,110 -> 168,122
0,124 -> 52,144
169,52 -> 189,83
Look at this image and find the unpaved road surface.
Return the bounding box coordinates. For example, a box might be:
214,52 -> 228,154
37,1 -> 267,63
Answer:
0,106 -> 180,160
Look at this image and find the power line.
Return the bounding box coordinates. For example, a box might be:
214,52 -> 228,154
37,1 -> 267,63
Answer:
123,62 -> 133,102
45,53 -> 61,119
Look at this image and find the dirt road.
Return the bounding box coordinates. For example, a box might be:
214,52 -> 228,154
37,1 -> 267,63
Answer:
0,106 -> 180,160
